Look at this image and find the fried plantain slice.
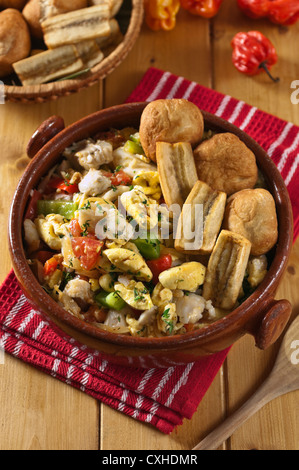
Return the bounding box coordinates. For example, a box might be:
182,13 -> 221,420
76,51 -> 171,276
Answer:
202,230 -> 251,310
13,45 -> 83,85
156,141 -> 198,208
41,5 -> 111,49
175,180 -> 227,255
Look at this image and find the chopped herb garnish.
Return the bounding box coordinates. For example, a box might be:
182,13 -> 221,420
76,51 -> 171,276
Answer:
162,308 -> 170,319
81,220 -> 90,236
60,271 -> 75,291
134,287 -> 145,302
137,326 -> 146,335
162,308 -> 174,334
42,286 -> 53,295
79,201 -> 91,211
144,281 -> 154,294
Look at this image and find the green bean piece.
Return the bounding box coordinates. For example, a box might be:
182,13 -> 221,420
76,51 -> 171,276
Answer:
133,236 -> 161,260
95,291 -> 126,311
37,200 -> 78,220
124,139 -> 144,156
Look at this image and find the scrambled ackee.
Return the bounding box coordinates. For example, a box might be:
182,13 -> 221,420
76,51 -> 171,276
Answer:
23,127 -> 268,337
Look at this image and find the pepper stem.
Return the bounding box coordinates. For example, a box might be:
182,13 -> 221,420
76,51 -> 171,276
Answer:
259,62 -> 280,83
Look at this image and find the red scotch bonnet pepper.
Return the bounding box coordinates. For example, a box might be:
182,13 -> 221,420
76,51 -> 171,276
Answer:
180,0 -> 223,18
237,0 -> 299,26
231,31 -> 280,82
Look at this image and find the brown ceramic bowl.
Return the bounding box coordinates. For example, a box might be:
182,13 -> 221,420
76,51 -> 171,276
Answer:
8,102 -> 294,368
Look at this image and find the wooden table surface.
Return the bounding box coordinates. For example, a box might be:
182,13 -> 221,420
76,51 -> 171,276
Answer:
0,1 -> 299,451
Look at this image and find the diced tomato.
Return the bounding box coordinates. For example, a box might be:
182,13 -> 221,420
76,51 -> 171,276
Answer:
147,254 -> 172,284
76,274 -> 90,282
36,251 -> 55,264
44,177 -> 63,194
45,177 -> 79,195
58,182 -> 79,194
25,190 -> 42,220
102,170 -> 132,187
69,219 -> 82,237
71,237 -> 104,271
94,130 -> 125,149
84,305 -> 108,323
58,183 -> 79,194
101,171 -> 113,178
110,170 -> 132,186
44,257 -> 59,276
184,324 -> 195,333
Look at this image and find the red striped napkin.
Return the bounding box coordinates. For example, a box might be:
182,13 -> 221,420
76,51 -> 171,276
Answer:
0,67 -> 298,435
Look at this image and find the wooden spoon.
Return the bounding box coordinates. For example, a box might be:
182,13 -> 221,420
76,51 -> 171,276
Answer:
193,315 -> 299,450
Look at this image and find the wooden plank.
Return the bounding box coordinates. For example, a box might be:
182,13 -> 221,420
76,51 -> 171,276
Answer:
104,9 -> 213,108
213,0 -> 299,450
100,10 -> 229,450
100,370 -> 227,450
0,355 -> 99,450
0,85 -> 103,450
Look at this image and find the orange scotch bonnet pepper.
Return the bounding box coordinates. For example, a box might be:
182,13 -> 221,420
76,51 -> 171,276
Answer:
144,0 -> 180,31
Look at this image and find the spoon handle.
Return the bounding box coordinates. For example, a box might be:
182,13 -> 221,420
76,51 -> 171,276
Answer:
193,376 -> 278,450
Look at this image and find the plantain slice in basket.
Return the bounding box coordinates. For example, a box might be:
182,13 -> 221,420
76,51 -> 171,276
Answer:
39,0 -> 90,21
89,0 -> 123,17
108,0 -> 123,17
202,230 -> 251,310
41,5 -> 111,49
13,45 -> 84,85
175,180 -> 227,255
156,142 -> 198,208
95,19 -> 123,56
75,40 -> 104,69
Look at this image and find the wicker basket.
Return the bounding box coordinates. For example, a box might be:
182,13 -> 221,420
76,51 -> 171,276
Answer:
4,0 -> 144,104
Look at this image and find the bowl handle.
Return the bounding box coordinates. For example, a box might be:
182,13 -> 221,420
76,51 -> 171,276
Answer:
254,299 -> 292,350
27,116 -> 65,159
